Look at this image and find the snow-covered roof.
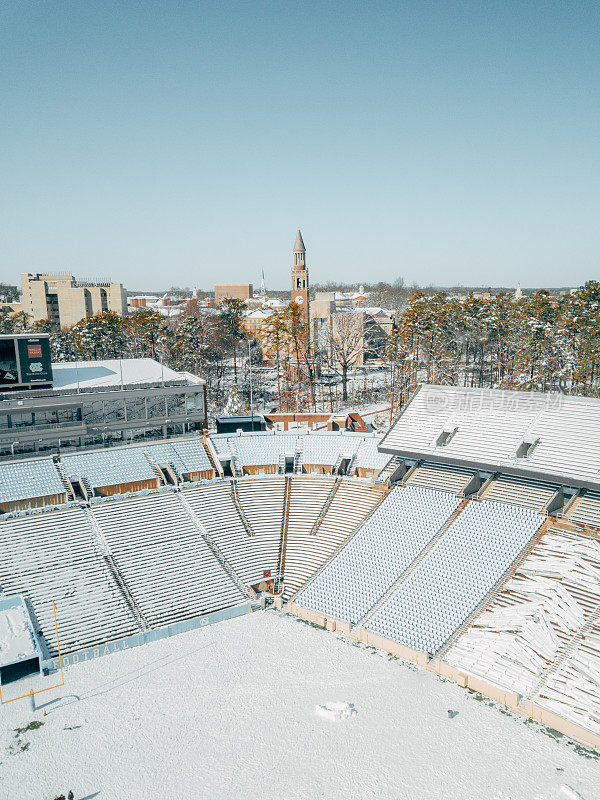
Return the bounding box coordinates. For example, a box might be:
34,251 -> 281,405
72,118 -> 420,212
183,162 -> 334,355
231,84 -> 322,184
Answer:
0,596 -> 39,666
380,384 -> 600,490
51,358 -> 202,390
244,308 -> 274,319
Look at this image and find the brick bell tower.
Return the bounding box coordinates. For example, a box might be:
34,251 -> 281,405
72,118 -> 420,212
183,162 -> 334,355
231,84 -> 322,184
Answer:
291,229 -> 309,324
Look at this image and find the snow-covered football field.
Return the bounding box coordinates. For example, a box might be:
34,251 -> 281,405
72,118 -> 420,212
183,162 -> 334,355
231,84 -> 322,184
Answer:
1,608 -> 599,800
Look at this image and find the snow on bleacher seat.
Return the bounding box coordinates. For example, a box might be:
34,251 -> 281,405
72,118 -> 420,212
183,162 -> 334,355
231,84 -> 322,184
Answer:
209,433 -> 299,471
183,482 -> 280,586
301,432 -> 360,470
567,494 -> 600,528
0,458 -> 66,508
62,448 -> 157,491
540,621 -> 600,736
284,478 -> 387,600
92,493 -> 245,627
446,528 -> 600,698
144,439 -> 212,475
282,477 -> 337,597
366,500 -> 542,654
233,477 -> 285,581
234,434 -> 298,468
479,477 -> 555,511
209,435 -> 233,457
405,466 -> 472,495
297,486 -> 460,623
352,438 -> 391,475
0,508 -> 139,656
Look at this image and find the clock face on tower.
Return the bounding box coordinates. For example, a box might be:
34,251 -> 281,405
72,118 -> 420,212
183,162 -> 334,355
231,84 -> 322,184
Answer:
295,295 -> 304,305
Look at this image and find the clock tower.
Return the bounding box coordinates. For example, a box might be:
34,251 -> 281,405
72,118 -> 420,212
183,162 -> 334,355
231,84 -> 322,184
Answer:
291,229 -> 309,324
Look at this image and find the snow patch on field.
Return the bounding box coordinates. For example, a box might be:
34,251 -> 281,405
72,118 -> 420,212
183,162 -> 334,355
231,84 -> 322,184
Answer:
315,701 -> 357,721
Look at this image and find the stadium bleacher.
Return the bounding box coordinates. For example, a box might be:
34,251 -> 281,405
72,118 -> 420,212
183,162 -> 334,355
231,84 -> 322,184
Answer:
446,526 -> 600,734
0,508 -> 140,657
404,465 -> 472,494
301,432 -> 360,470
297,486 -> 460,623
351,438 -> 391,475
567,493 -> 600,528
280,476 -> 338,597
1,416 -> 600,747
144,439 -> 213,477
0,458 -> 66,508
365,501 -> 542,654
282,478 -> 387,598
91,493 -> 245,628
62,448 -> 158,491
182,481 -> 281,587
479,477 -> 555,511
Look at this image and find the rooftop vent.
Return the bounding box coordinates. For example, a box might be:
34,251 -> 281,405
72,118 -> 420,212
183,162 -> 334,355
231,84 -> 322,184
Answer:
435,425 -> 458,448
515,436 -> 540,459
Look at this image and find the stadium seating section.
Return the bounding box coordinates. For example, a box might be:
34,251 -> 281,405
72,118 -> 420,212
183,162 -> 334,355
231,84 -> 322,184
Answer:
0,458 -> 66,505
1,429 -> 600,743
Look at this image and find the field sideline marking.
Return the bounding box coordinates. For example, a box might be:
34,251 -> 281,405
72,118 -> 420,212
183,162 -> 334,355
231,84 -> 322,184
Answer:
0,601 -> 64,705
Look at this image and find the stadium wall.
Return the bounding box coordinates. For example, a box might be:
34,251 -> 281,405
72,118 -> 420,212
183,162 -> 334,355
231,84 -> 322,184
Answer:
0,491 -> 67,513
285,601 -> 600,753
243,464 -> 278,475
42,600 -> 259,674
94,478 -> 161,496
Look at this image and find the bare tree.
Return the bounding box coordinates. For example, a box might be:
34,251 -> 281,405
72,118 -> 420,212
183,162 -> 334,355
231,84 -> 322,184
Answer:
321,311 -> 364,402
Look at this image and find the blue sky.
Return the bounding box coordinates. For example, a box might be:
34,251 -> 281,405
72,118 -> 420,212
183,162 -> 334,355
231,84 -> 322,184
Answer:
1,1 -> 598,290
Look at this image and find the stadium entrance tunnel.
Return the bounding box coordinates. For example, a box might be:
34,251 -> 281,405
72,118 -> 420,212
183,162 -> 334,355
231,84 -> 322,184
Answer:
0,655 -> 41,685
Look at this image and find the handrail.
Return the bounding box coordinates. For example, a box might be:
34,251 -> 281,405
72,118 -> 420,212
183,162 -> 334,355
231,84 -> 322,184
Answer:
230,478 -> 256,537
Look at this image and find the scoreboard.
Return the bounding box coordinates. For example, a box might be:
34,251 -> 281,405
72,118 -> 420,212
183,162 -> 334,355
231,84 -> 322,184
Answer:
0,334 -> 53,390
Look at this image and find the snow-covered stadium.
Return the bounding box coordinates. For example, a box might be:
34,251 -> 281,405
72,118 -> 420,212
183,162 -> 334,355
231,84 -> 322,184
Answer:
2,384 -> 600,798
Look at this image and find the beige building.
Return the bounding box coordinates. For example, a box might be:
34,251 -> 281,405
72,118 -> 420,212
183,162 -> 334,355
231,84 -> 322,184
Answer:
311,292 -> 395,366
214,284 -> 253,306
20,274 -> 128,328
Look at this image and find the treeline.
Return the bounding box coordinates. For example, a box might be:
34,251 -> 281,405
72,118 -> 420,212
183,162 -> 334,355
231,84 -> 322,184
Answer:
1,280 -> 599,412
0,304 -> 248,404
385,281 -> 600,402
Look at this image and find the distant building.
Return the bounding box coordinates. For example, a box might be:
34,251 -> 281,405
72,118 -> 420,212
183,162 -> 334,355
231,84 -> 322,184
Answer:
214,284 -> 253,306
20,273 -> 127,328
243,307 -> 275,339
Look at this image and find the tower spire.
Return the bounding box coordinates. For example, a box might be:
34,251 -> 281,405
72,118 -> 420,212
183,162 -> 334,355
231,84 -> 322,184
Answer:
291,228 -> 309,322
293,229 -> 306,254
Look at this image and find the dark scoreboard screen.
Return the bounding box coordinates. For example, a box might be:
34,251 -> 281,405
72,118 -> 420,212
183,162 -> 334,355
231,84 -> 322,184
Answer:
0,335 -> 53,388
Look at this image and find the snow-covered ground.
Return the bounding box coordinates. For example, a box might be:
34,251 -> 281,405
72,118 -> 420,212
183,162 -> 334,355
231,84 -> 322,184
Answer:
1,609 -> 599,800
